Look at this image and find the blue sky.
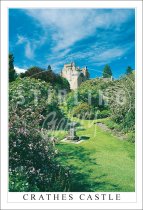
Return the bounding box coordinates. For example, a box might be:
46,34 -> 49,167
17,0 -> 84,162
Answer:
9,9 -> 135,78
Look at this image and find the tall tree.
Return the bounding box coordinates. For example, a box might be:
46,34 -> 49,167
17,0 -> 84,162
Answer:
126,66 -> 133,75
47,65 -> 52,71
102,64 -> 112,78
9,54 -> 16,82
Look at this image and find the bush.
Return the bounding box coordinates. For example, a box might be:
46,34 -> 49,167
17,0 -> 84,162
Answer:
66,78 -> 111,115
96,110 -> 110,119
121,111 -> 135,132
127,132 -> 135,143
9,121 -> 69,192
65,73 -> 135,142
107,73 -> 135,133
9,78 -> 66,129
103,119 -> 121,131
9,77 -> 69,192
72,103 -> 95,119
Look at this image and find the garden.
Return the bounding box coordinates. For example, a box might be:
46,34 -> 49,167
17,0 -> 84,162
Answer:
9,54 -> 135,192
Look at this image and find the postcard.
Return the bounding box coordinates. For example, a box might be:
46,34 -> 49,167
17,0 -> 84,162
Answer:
0,1 -> 142,209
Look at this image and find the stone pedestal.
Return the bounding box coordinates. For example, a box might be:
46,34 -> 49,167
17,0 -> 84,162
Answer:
67,122 -> 79,141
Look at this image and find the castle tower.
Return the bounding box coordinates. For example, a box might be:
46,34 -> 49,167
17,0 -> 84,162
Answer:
82,66 -> 90,78
61,62 -> 89,90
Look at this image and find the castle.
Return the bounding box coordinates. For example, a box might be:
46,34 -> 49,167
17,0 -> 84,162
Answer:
60,62 -> 89,90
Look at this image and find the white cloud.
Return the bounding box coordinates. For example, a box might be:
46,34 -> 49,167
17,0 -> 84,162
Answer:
15,66 -> 27,74
25,42 -> 34,59
25,9 -> 133,52
94,47 -> 128,62
14,9 -> 134,71
16,35 -> 27,45
16,34 -> 35,59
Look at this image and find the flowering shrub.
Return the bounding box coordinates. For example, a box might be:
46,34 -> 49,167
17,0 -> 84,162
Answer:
9,78 -> 69,191
106,72 -> 135,132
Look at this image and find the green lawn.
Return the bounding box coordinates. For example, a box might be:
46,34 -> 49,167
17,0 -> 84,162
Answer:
55,119 -> 135,192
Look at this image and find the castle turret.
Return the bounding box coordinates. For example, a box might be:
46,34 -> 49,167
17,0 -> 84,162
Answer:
82,66 -> 90,79
61,62 -> 89,90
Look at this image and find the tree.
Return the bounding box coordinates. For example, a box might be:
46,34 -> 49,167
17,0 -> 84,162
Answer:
20,66 -> 70,92
20,66 -> 43,79
47,65 -> 52,71
102,64 -> 112,78
9,54 -> 16,82
126,66 -> 133,75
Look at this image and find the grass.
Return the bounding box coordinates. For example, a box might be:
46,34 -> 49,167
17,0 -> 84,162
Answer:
55,118 -> 135,192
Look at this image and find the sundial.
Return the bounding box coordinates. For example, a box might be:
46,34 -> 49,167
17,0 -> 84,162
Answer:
67,122 -> 79,141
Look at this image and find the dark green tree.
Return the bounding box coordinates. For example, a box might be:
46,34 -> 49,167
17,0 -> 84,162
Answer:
47,65 -> 52,71
20,66 -> 70,92
102,64 -> 112,78
20,66 -> 43,79
126,66 -> 133,75
9,54 -> 16,82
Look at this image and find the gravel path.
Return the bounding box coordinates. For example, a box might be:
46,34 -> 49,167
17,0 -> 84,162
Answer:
96,122 -> 127,140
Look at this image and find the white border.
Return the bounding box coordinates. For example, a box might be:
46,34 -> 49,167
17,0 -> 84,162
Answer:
1,1 -> 142,209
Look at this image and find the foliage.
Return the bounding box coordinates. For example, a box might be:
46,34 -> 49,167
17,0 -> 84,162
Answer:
9,77 -> 69,192
127,132 -> 135,143
106,72 -> 135,132
20,66 -> 70,92
9,121 -> 69,192
47,65 -> 52,71
72,102 -> 95,119
9,54 -> 16,82
66,72 -> 135,136
126,66 -> 133,75
66,78 -> 111,116
20,66 -> 43,79
102,119 -> 120,131
102,64 -> 112,78
9,78 -> 66,128
96,110 -> 110,119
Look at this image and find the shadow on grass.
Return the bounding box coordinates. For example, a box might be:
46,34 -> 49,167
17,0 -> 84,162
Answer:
79,135 -> 90,140
56,144 -> 121,192
68,168 -> 121,192
57,144 -> 97,164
